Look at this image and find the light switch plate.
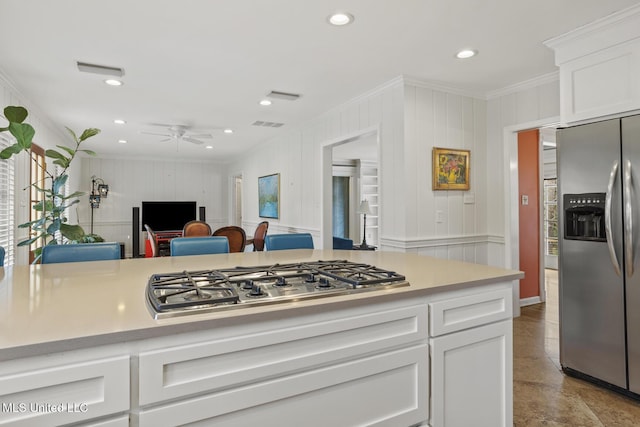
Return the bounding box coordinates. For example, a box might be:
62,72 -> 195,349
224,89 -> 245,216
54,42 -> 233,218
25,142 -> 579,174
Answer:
521,195 -> 529,205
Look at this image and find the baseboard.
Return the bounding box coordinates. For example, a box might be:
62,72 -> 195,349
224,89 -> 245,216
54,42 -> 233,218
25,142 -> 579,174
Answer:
520,296 -> 542,307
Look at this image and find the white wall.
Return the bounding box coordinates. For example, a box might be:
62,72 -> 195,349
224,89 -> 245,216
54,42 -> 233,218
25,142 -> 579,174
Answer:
399,80 -> 487,264
485,73 -> 560,269
79,156 -> 228,257
228,77 -> 405,248
229,76 -> 493,264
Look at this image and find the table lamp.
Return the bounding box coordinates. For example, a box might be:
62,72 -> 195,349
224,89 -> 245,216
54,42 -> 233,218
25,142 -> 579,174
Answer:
357,200 -> 372,249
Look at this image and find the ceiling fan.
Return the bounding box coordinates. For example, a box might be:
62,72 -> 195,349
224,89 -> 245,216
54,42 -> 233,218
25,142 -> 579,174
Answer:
141,125 -> 212,145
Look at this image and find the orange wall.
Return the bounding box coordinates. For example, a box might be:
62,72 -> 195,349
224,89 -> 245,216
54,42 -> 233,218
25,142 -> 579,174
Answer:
518,129 -> 540,299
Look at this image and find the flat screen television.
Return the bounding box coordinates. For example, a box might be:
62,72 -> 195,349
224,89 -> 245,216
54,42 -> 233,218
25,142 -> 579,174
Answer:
142,201 -> 197,232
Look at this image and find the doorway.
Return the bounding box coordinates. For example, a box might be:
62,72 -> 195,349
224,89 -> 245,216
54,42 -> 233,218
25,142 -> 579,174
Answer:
232,175 -> 242,227
321,126 -> 379,249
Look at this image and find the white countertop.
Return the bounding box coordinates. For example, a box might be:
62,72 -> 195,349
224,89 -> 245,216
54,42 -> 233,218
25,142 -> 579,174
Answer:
0,250 -> 522,360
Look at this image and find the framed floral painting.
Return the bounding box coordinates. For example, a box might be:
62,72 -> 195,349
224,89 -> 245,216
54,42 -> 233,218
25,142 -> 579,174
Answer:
432,147 -> 470,191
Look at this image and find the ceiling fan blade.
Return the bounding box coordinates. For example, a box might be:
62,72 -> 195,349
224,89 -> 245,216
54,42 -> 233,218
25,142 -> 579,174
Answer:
141,131 -> 172,137
182,137 -> 205,145
187,133 -> 213,139
159,138 -> 173,143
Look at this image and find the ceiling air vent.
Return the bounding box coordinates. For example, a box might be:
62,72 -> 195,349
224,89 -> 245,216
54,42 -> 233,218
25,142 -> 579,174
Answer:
266,91 -> 301,101
77,61 -> 125,77
253,121 -> 284,128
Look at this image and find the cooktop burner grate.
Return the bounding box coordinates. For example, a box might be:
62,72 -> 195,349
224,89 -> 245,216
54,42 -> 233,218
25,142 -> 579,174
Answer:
146,260 -> 409,319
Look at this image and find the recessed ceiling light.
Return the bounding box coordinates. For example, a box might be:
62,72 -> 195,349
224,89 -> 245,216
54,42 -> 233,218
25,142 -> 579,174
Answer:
205,145 -> 213,149
455,49 -> 477,59
113,119 -> 126,125
118,139 -> 127,144
224,129 -> 233,134
328,12 -> 354,26
259,99 -> 272,106
104,79 -> 123,86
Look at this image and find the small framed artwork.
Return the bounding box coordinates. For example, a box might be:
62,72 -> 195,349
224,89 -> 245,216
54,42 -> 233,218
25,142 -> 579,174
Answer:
258,173 -> 280,219
432,147 -> 470,191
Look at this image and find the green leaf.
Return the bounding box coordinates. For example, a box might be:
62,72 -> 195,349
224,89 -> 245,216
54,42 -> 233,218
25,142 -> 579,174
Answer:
47,219 -> 61,235
45,149 -> 68,160
9,122 -> 35,148
52,174 -> 69,194
53,158 -> 70,168
0,143 -> 24,159
80,149 -> 97,156
4,106 -> 28,123
17,236 -> 41,247
60,223 -> 85,241
56,145 -> 76,157
65,127 -> 78,142
79,128 -> 100,142
62,190 -> 85,200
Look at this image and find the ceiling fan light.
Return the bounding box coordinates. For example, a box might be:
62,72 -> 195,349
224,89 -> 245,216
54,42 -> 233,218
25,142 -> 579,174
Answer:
205,145 -> 213,149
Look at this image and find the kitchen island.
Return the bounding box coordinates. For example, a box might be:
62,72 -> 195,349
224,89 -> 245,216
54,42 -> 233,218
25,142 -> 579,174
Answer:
0,250 -> 522,427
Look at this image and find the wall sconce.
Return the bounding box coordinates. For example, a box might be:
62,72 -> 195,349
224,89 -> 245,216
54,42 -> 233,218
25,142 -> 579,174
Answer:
90,176 -> 109,234
357,199 -> 372,249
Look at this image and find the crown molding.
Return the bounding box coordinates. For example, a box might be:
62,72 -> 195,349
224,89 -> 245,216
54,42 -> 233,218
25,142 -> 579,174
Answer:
485,71 -> 559,100
401,75 -> 486,99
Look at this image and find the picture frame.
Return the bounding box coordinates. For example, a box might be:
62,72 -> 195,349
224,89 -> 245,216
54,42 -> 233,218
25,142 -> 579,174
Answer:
432,147 -> 470,191
258,173 -> 280,219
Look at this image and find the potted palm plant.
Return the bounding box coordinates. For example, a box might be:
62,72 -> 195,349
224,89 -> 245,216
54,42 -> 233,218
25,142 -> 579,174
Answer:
1,105 -> 100,262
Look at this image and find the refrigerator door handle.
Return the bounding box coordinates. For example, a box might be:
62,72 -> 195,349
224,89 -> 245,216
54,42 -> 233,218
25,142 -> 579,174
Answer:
625,159 -> 634,277
606,161 -> 622,276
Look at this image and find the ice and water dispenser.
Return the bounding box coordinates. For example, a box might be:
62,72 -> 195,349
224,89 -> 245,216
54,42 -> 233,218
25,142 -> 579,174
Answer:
563,193 -> 606,242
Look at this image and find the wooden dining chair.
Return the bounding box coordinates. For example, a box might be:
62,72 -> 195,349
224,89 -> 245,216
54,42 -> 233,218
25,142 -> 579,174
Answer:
183,220 -> 212,237
246,221 -> 269,252
212,226 -> 247,252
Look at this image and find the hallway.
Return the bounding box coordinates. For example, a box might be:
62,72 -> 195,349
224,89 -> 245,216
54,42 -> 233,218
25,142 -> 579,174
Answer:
513,270 -> 640,425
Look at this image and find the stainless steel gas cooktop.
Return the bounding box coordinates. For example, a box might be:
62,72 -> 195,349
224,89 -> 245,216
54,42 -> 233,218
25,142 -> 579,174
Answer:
146,260 -> 409,319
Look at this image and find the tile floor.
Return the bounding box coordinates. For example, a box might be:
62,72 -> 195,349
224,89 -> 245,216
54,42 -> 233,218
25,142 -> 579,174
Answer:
513,270 -> 640,426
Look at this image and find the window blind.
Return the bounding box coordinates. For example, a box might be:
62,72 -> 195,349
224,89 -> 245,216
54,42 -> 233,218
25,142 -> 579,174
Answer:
0,134 -> 15,266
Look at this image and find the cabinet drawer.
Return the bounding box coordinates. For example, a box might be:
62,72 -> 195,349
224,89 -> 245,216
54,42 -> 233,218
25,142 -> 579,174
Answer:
429,288 -> 512,337
0,356 -> 129,427
135,345 -> 428,427
138,303 -> 427,406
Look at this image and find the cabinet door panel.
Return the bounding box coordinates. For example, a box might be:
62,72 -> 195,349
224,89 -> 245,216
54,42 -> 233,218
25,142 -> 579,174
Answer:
431,321 -> 512,427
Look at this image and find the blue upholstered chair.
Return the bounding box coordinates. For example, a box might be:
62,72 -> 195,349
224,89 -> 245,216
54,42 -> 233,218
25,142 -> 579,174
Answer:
0,246 -> 5,267
332,236 -> 353,250
170,236 -> 229,257
264,233 -> 314,251
41,242 -> 121,264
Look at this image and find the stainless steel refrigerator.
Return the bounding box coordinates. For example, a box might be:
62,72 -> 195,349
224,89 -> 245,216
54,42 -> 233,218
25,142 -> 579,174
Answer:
558,114 -> 640,396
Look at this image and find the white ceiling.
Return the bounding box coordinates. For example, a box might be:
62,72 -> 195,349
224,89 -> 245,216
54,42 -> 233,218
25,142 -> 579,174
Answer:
0,0 -> 638,162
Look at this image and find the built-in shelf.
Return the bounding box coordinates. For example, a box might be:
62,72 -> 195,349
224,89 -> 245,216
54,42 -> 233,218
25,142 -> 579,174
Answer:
360,160 -> 379,247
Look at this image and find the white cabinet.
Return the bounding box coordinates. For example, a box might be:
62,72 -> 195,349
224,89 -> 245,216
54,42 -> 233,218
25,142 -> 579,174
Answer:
0,355 -> 130,427
134,301 -> 429,426
545,5 -> 640,124
428,285 -> 513,427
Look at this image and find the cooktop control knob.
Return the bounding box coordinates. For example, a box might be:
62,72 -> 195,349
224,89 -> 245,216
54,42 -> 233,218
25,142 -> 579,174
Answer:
242,279 -> 254,290
318,277 -> 331,288
249,283 -> 264,296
